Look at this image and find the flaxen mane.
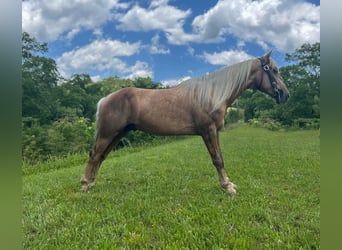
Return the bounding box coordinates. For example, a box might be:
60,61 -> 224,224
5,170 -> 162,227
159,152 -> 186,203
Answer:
177,59 -> 253,112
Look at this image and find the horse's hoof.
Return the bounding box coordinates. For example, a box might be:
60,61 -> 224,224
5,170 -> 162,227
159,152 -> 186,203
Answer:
227,185 -> 237,195
229,182 -> 237,190
80,185 -> 89,192
222,182 -> 237,195
80,182 -> 95,192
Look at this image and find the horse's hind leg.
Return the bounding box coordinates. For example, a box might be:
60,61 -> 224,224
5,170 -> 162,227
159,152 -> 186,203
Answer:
202,125 -> 237,195
80,133 -> 124,192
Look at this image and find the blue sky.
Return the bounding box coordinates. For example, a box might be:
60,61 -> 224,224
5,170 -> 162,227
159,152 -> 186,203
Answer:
22,0 -> 320,86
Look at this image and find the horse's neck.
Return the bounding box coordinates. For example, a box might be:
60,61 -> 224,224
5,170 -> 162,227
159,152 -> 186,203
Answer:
224,80 -> 249,108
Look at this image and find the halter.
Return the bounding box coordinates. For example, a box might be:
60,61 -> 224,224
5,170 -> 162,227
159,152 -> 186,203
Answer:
258,58 -> 282,103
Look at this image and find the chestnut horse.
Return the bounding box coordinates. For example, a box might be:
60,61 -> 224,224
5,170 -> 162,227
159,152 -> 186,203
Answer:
80,51 -> 289,195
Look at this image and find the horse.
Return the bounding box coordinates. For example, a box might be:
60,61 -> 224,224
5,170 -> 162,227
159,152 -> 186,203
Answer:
80,50 -> 289,195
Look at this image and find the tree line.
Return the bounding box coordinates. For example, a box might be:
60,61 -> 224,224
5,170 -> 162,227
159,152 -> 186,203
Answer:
22,32 -> 320,164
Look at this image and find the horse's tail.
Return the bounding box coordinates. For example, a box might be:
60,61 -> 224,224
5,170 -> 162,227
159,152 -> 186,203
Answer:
94,97 -> 105,140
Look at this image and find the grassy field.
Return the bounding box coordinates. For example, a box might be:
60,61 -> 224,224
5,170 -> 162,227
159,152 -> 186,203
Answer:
22,125 -> 320,249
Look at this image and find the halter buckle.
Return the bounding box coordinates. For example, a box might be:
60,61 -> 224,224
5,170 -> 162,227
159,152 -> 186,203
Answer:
263,65 -> 270,71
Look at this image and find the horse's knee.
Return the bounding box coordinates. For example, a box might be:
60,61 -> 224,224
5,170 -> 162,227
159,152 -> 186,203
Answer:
88,148 -> 106,162
212,158 -> 223,168
89,148 -> 101,160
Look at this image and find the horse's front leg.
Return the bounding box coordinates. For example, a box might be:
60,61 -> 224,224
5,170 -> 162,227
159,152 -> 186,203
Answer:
80,135 -> 119,192
80,152 -> 103,192
202,125 -> 237,195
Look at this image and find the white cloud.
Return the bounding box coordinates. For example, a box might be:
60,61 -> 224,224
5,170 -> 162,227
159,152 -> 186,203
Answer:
125,61 -> 153,79
115,0 -> 194,44
202,50 -> 253,66
22,0 -> 127,41
187,47 -> 195,56
191,0 -> 320,52
161,76 -> 191,87
56,39 -> 145,78
114,0 -> 319,51
116,0 -> 191,31
164,27 -> 199,45
150,34 -> 170,54
90,75 -> 102,82
23,0 -> 319,52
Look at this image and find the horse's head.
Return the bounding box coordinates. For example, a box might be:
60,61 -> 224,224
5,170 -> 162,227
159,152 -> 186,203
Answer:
252,50 -> 289,104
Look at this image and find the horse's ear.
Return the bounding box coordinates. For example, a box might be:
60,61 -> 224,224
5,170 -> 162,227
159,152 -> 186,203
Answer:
263,50 -> 273,60
259,50 -> 273,64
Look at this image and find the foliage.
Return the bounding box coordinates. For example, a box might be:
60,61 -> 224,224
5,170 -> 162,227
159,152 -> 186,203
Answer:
248,118 -> 283,131
22,32 -> 48,61
239,91 -> 275,123
22,116 -> 95,164
46,116 -> 95,156
22,119 -> 49,164
224,106 -> 244,126
293,118 -> 320,130
22,126 -> 320,249
22,32 -> 61,124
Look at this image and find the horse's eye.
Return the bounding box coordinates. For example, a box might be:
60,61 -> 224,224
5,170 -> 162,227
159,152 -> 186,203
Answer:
273,68 -> 278,73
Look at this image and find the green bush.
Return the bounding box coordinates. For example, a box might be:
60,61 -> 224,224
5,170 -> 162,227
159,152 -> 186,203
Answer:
225,108 -> 244,126
46,116 -> 95,155
120,131 -> 178,149
124,131 -> 158,146
293,118 -> 320,129
22,116 -> 95,165
22,121 -> 49,164
262,118 -> 282,131
248,118 -> 282,131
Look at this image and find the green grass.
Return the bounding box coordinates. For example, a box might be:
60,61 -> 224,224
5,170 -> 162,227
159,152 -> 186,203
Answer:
22,125 -> 320,249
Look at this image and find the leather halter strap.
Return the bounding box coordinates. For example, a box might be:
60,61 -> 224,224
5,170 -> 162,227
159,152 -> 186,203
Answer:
258,58 -> 281,103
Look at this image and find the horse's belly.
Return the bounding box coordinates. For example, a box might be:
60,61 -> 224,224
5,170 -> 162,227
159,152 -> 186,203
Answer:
136,116 -> 196,135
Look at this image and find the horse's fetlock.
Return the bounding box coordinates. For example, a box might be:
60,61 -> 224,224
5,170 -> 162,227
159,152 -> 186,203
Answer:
221,182 -> 229,189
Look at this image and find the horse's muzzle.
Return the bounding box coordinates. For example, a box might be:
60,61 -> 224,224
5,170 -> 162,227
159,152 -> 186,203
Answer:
275,89 -> 289,104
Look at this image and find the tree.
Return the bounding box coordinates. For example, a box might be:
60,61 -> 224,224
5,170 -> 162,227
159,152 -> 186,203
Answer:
280,42 -> 320,124
285,42 -> 320,80
239,91 -> 275,122
133,77 -> 162,89
22,32 -> 48,62
22,32 -> 61,124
